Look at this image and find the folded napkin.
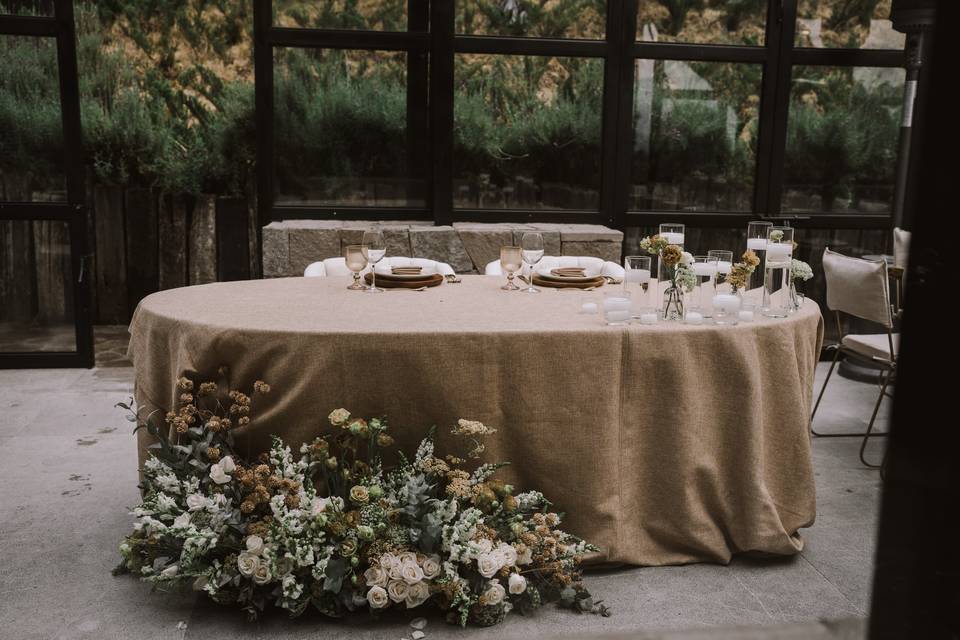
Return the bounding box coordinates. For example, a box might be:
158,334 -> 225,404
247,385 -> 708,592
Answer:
551,267 -> 587,277
391,266 -> 423,275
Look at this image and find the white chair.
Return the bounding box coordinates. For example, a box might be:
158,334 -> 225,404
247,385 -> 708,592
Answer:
892,226 -> 910,309
484,256 -> 625,279
304,256 -> 456,278
811,248 -> 897,468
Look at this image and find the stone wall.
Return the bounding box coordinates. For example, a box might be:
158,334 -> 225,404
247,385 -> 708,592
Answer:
262,221 -> 624,277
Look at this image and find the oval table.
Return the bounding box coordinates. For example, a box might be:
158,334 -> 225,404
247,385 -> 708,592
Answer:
128,275 -> 823,567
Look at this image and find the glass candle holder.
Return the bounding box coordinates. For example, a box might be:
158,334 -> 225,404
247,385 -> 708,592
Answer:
761,226 -> 794,318
712,292 -> 742,325
746,221 -> 773,291
624,255 -> 652,318
708,249 -> 733,286
690,256 -> 719,317
603,290 -> 632,326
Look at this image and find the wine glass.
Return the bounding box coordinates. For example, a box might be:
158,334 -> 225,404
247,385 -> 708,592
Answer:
500,246 -> 522,291
344,244 -> 368,290
520,232 -> 544,293
362,229 -> 386,293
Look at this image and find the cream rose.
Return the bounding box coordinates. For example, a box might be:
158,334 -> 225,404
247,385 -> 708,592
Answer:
252,562 -> 272,585
474,538 -> 493,554
387,580 -> 409,603
400,561 -> 424,585
379,553 -> 398,571
515,545 -> 533,566
328,408 -> 351,426
220,456 -> 236,473
186,493 -> 208,511
237,552 -> 259,577
476,552 -> 501,579
349,485 -> 369,504
405,581 -> 430,608
245,535 -> 264,555
397,551 -> 418,566
498,543 -> 518,567
367,585 -> 389,609
480,581 -> 506,606
508,573 -> 527,594
364,565 -> 388,588
388,562 -> 403,581
681,251 -> 694,265
209,462 -> 231,485
172,512 -> 190,528
421,554 -> 442,580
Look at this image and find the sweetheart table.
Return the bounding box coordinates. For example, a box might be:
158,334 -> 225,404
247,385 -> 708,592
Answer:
128,275 -> 823,566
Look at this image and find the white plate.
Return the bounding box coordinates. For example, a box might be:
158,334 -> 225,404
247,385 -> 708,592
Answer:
536,266 -> 602,282
375,264 -> 436,279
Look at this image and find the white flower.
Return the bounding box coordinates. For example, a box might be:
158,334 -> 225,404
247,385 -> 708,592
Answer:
364,565 -> 388,588
237,552 -> 259,577
474,538 -> 493,554
192,575 -> 208,591
480,581 -> 506,606
185,494 -> 208,512
379,553 -> 399,571
367,585 -> 390,609
681,251 -> 694,265
498,543 -> 517,567
209,462 -> 231,485
397,551 -> 418,566
245,535 -> 265,555
160,563 -> 179,578
172,512 -> 191,528
156,493 -> 177,512
516,545 -> 533,566
220,456 -> 236,473
252,562 -> 272,585
508,573 -> 527,594
387,580 -> 409,603
388,562 -> 403,581
476,552 -> 502,578
405,581 -> 430,608
311,497 -> 331,516
328,408 -> 351,426
421,554 -> 441,580
400,561 -> 424,585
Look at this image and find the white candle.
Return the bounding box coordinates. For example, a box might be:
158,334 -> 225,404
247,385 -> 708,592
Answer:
747,238 -> 767,250
581,302 -> 598,314
712,294 -> 741,313
625,268 -> 651,283
692,263 -> 718,277
605,310 -> 631,323
603,297 -> 631,312
738,310 -> 754,322
640,313 -> 658,325
716,260 -> 732,274
661,232 -> 684,245
766,243 -> 792,262
685,312 -> 703,325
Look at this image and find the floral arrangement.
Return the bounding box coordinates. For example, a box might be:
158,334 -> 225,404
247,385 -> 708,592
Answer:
724,249 -> 761,292
114,375 -> 604,627
790,259 -> 813,283
638,234 -> 696,293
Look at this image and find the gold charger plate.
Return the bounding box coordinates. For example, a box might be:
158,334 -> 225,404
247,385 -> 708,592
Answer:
531,273 -> 605,289
364,273 -> 444,289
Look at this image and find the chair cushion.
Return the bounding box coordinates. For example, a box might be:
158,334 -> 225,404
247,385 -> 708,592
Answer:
841,333 -> 899,362
822,248 -> 892,328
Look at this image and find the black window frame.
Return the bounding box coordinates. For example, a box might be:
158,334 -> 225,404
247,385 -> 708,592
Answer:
0,0 -> 93,369
254,0 -> 908,233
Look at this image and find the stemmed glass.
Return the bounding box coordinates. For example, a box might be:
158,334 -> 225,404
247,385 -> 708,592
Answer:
500,246 -> 522,291
344,244 -> 368,290
520,232 -> 544,293
362,229 -> 386,293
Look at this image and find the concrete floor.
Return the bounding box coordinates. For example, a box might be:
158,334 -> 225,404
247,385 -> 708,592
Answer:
0,362 -> 888,640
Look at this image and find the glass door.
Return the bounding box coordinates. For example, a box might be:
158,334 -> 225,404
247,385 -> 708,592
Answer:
0,0 -> 92,367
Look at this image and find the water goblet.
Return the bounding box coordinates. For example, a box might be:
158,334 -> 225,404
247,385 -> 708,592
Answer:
362,229 -> 386,293
500,246 -> 522,291
520,232 -> 544,293
344,244 -> 368,290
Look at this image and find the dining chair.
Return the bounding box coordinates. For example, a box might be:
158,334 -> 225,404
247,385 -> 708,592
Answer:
811,248 -> 898,468
891,226 -> 911,312
484,256 -> 626,279
303,256 -> 456,278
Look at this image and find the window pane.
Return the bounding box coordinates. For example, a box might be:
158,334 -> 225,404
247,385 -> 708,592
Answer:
457,0 -> 605,39
629,60 -> 761,212
0,220 -> 76,353
782,65 -> 905,214
0,0 -> 54,16
273,0 -> 408,31
795,0 -> 904,49
273,48 -> 426,207
637,0 -> 766,46
453,55 -> 604,210
0,35 -> 66,202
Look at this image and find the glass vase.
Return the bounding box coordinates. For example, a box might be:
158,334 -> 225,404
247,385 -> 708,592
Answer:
788,281 -> 800,312
662,285 -> 685,321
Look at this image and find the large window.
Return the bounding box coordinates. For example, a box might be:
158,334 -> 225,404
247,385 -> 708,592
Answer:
255,0 -> 907,228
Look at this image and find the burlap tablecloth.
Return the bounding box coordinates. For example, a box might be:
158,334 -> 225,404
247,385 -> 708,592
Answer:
128,275 -> 823,566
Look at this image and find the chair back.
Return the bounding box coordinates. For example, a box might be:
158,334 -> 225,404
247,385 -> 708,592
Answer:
893,226 -> 911,270
822,248 -> 892,328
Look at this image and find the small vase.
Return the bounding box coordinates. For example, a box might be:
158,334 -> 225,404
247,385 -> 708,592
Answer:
662,285 -> 684,321
788,281 -> 799,313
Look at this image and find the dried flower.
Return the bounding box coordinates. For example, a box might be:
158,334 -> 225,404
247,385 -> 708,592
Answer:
253,380 -> 271,394
328,408 -> 351,426
660,244 -> 683,267
177,377 -> 193,391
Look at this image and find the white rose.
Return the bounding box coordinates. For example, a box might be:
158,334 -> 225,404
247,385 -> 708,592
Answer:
237,552 -> 259,577
397,551 -> 418,566
186,493 -> 208,512
245,535 -> 265,555
160,563 -> 179,578
476,552 -> 501,579
405,581 -> 430,608
498,543 -> 518,567
367,585 -> 389,609
681,251 -> 694,265
387,580 -> 409,603
364,565 -> 388,588
388,563 -> 403,581
475,538 -> 493,554
379,553 -> 398,571
481,581 -> 506,606
400,561 -> 424,585
172,512 -> 191,528
209,463 -> 231,485
311,497 -> 330,516
421,554 -> 442,580
220,456 -> 236,473
508,573 -> 527,594
252,562 -> 272,585
516,545 -> 533,566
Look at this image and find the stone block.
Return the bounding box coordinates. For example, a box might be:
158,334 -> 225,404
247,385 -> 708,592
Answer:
512,228 -> 561,257
287,227 -> 341,276
562,240 -> 622,264
410,226 -> 474,272
559,224 -> 624,243
261,223 -> 290,278
453,224 -> 515,272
